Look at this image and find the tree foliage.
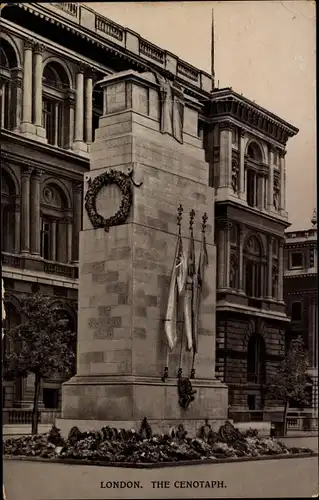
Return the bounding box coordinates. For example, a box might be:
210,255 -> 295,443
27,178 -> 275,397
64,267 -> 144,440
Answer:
4,293 -> 76,382
266,337 -> 310,406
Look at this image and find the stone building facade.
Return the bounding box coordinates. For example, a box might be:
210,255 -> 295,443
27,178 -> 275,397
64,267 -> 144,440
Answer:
284,211 -> 318,414
207,91 -> 298,412
1,2 -> 298,413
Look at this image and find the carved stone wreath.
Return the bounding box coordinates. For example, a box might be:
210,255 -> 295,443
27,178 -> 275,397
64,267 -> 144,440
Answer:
85,169 -> 140,232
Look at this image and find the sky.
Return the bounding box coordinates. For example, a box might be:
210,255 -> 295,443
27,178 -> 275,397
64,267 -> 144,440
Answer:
89,1 -> 316,230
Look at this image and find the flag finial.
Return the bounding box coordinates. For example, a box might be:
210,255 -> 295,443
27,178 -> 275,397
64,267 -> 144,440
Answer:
202,213 -> 208,234
189,209 -> 195,231
177,204 -> 183,229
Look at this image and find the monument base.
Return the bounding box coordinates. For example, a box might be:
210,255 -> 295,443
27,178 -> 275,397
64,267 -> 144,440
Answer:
59,375 -> 228,436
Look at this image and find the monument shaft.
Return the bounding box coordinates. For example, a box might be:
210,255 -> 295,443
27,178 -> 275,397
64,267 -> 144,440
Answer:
61,71 -> 228,432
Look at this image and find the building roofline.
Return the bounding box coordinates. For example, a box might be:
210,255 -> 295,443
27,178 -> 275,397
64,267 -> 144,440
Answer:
210,88 -> 298,136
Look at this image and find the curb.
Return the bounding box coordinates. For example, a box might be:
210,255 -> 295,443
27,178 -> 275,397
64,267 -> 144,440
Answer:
4,451 -> 317,469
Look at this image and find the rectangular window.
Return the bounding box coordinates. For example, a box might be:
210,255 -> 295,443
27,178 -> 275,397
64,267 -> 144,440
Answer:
291,251 -> 303,268
43,97 -> 62,147
291,301 -> 302,321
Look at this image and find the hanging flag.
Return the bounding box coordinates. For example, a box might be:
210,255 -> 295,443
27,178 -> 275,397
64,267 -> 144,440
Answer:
183,226 -> 196,352
192,231 -> 209,354
164,234 -> 185,351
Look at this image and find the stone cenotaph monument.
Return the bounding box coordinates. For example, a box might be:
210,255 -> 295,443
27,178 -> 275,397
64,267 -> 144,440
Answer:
59,70 -> 228,434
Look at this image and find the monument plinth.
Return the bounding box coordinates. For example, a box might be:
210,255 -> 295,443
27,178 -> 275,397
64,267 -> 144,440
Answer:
59,70 -> 228,435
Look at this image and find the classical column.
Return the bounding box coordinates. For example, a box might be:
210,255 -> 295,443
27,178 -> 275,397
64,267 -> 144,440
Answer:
11,69 -> 23,131
67,218 -> 73,263
33,44 -> 46,140
219,122 -> 232,188
73,65 -> 86,153
279,151 -> 286,212
30,169 -> 43,255
267,236 -> 273,298
278,238 -> 284,301
21,40 -> 34,132
267,147 -> 275,211
239,129 -> 246,200
21,167 -> 33,254
85,69 -> 93,144
238,224 -> 245,291
68,96 -> 75,149
72,182 -> 83,261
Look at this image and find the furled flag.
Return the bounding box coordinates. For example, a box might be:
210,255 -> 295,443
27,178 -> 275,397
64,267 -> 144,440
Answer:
2,278 -> 6,339
183,228 -> 196,351
164,234 -> 187,351
192,230 -> 209,354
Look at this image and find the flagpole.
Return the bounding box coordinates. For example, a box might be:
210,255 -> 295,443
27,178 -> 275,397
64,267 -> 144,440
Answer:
190,212 -> 208,379
211,8 -> 215,90
162,204 -> 183,382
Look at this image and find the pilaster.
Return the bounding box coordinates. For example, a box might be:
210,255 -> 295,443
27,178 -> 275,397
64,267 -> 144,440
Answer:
266,236 -> 273,298
30,169 -> 43,256
279,150 -> 287,215
21,166 -> 33,254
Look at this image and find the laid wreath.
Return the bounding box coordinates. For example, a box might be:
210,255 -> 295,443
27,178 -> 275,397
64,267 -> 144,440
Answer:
84,169 -> 133,232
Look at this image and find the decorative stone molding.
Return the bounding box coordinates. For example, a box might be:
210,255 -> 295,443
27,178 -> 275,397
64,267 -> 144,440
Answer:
217,218 -> 233,231
279,150 -> 287,158
273,178 -> 280,211
219,121 -> 232,131
34,43 -> 45,55
72,181 -> 83,193
23,39 -> 34,51
231,159 -> 240,193
22,166 -> 34,177
240,129 -> 246,138
77,63 -> 86,74
34,168 -> 44,178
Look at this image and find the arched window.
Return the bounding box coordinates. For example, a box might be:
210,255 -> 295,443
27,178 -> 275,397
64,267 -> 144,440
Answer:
247,334 -> 266,384
40,183 -> 71,263
42,62 -> 71,147
1,169 -> 17,253
0,39 -> 18,130
92,83 -> 103,142
244,235 -> 265,299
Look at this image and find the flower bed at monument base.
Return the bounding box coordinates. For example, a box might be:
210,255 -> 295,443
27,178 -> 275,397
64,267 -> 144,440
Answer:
3,420 -> 315,464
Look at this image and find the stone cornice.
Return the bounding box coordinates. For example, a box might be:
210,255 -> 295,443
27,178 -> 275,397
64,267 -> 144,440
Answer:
1,131 -> 87,182
2,2 -> 213,99
210,89 -> 298,145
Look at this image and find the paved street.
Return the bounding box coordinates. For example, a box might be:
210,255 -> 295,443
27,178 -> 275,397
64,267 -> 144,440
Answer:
4,456 -> 318,499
